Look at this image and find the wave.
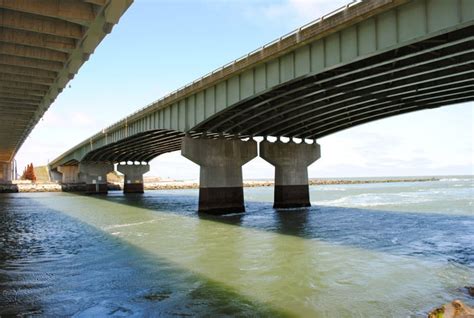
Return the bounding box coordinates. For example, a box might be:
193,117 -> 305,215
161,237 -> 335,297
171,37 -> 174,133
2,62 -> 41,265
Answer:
439,178 -> 472,182
314,192 -> 431,208
102,219 -> 156,230
316,187 -> 347,191
220,212 -> 245,217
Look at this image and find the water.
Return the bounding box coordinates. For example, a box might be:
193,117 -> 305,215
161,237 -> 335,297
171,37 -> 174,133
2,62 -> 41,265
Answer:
1,177 -> 473,317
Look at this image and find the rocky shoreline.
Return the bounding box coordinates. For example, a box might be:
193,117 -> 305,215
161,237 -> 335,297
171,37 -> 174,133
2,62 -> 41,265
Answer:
0,177 -> 440,193
143,177 -> 439,191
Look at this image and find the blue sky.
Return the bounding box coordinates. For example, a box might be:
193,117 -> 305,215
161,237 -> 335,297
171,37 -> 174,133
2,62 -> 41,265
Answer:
16,0 -> 473,179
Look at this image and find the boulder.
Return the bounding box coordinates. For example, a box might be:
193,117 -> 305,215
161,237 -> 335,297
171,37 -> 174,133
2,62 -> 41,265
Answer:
428,300 -> 474,318
467,287 -> 474,297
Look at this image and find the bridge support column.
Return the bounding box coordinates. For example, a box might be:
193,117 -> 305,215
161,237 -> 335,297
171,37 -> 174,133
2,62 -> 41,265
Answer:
117,163 -> 150,193
79,162 -> 114,194
57,165 -> 80,184
0,161 -> 12,184
260,140 -> 320,208
182,136 -> 257,214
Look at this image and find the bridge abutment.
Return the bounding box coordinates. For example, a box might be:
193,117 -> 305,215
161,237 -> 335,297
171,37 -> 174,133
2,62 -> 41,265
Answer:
57,165 -> 80,184
260,140 -> 320,208
79,162 -> 114,194
50,169 -> 62,183
182,136 -> 257,214
117,163 -> 150,193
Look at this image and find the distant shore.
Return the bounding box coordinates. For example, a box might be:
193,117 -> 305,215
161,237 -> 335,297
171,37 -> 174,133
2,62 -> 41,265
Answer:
143,177 -> 440,190
0,177 -> 440,193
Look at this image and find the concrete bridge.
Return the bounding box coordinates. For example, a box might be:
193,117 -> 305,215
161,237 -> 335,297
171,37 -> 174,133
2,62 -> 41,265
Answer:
49,0 -> 474,213
0,0 -> 132,184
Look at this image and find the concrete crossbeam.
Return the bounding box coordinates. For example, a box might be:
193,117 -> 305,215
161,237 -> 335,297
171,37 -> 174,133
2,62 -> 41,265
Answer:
0,64 -> 57,80
0,102 -> 39,110
0,86 -> 46,97
117,163 -> 150,193
0,55 -> 64,72
0,111 -> 36,117
0,72 -> 55,85
182,136 -> 257,214
260,140 -> 321,208
0,91 -> 43,101
0,97 -> 40,105
0,28 -> 76,53
0,43 -> 68,63
0,9 -> 84,39
0,0 -> 97,26
0,80 -> 49,91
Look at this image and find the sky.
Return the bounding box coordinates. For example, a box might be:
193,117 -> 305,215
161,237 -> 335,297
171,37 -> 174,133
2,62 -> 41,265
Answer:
15,0 -> 474,180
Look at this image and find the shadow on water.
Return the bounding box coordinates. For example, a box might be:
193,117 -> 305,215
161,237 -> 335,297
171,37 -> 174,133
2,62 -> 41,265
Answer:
0,194 -> 292,317
95,190 -> 473,268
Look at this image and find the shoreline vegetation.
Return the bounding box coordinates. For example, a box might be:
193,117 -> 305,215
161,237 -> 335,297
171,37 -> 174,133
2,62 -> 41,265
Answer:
0,177 -> 440,193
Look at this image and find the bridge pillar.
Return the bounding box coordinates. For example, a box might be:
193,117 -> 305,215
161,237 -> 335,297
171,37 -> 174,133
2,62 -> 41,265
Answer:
0,161 -> 13,184
260,140 -> 320,208
79,162 -> 114,194
182,136 -> 257,214
57,165 -> 80,184
117,163 -> 150,193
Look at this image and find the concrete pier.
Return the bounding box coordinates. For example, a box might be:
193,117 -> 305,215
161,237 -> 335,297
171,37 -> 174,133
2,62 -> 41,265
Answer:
182,136 -> 257,214
117,163 -> 150,193
260,140 -> 320,208
79,162 -> 114,194
0,161 -> 12,184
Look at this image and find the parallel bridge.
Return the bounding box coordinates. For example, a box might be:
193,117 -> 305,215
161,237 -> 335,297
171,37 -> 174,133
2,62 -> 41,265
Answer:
48,0 -> 473,213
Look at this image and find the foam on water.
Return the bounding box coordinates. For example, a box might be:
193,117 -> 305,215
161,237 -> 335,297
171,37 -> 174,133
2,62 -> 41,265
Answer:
103,219 -> 156,230
315,192 -> 433,207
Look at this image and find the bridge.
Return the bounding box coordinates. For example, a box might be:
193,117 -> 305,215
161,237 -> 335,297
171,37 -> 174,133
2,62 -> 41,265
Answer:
0,0 -> 132,183
49,0 -> 474,213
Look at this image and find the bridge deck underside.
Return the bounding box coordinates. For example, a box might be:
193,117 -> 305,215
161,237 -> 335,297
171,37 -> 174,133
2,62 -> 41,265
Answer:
0,1 -> 131,163
77,25 -> 473,164
194,25 -> 474,139
80,130 -> 236,163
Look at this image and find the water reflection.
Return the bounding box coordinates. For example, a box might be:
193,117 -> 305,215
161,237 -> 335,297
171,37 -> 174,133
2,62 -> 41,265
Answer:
274,208 -> 311,237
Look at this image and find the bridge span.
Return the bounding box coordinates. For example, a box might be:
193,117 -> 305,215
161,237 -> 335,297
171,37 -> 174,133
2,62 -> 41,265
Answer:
49,0 -> 474,213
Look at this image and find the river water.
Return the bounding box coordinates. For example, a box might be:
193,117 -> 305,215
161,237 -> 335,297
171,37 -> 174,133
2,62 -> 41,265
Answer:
1,176 -> 473,317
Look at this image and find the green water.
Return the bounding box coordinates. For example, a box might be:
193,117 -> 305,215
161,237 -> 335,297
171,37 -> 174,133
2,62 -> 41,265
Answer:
1,177 -> 473,317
